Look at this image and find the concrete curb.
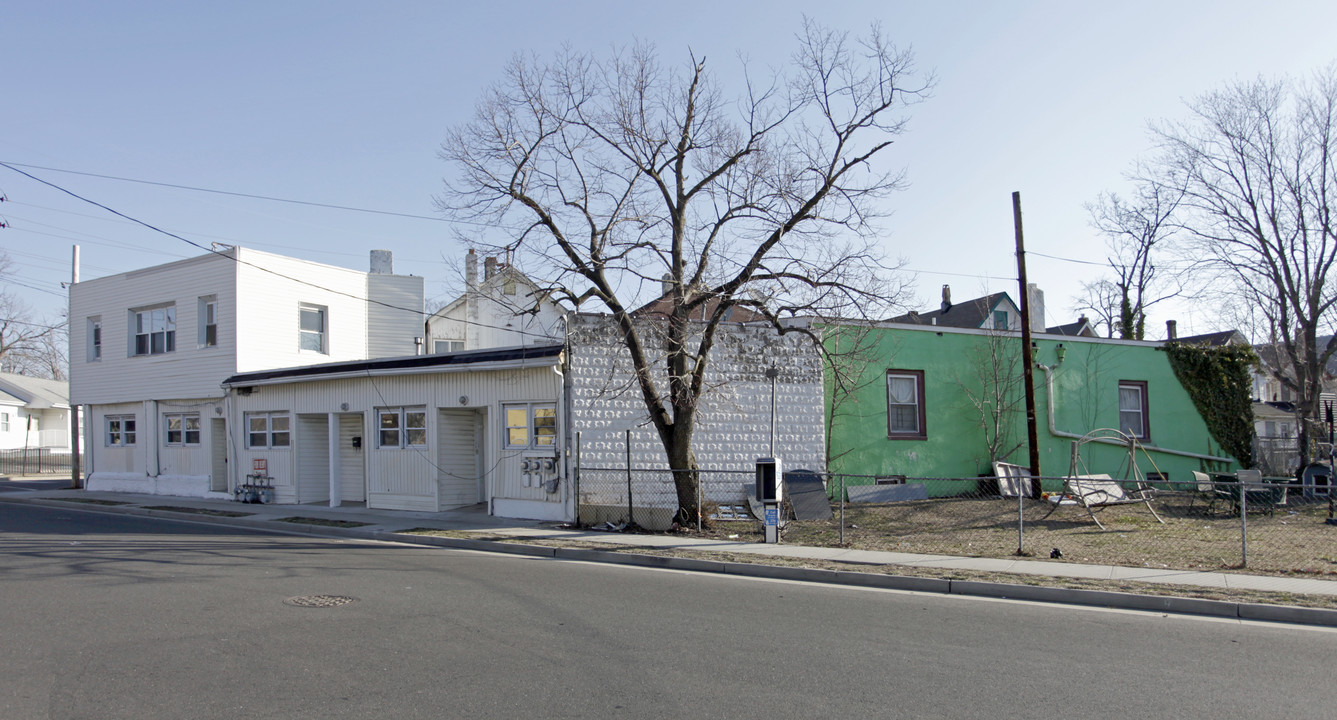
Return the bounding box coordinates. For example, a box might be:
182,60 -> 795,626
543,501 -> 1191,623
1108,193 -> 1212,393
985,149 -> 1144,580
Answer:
8,494 -> 1337,628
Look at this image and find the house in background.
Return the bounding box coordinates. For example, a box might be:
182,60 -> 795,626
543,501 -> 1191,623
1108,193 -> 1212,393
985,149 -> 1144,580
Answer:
69,247 -> 424,497
889,284 -> 1094,337
425,250 -> 565,353
825,320 -> 1238,489
0,372 -> 71,451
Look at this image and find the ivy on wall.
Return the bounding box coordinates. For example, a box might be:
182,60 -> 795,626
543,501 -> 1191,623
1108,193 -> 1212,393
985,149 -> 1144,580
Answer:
1163,342 -> 1256,467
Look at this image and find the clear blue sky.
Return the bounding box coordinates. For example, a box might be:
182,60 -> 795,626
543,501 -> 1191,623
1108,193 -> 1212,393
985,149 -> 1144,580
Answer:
4,1 -> 1335,337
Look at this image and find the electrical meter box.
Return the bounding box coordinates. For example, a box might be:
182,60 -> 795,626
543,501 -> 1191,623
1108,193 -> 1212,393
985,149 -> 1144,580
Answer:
755,457 -> 783,503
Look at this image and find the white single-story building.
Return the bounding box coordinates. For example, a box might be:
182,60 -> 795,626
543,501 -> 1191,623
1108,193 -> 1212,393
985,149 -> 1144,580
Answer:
221,344 -> 571,521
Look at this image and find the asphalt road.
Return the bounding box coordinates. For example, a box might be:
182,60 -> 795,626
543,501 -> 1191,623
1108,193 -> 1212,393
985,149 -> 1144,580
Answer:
2,502 -> 1333,720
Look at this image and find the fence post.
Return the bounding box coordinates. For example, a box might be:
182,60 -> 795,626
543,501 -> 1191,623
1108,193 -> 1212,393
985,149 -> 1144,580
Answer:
1240,478 -> 1248,567
1017,474 -> 1025,554
696,472 -> 702,532
839,474 -> 846,546
574,431 -> 582,526
625,428 -> 633,527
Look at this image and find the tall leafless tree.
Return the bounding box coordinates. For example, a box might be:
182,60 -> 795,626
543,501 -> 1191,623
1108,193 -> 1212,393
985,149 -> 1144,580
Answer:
0,252 -> 63,378
439,21 -> 929,520
1082,172 -> 1188,340
1150,68 -> 1337,465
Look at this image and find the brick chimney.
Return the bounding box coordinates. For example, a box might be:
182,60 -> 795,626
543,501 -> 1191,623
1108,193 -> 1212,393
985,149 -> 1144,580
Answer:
484,256 -> 497,280
1166,319 -> 1178,340
940,284 -> 952,312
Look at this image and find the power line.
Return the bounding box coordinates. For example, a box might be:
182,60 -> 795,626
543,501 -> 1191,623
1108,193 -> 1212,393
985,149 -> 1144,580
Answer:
0,159 -> 482,225
0,317 -> 67,331
0,162 -> 560,341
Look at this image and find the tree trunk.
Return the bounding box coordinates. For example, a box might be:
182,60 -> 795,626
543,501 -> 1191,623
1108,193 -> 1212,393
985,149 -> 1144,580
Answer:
664,428 -> 702,526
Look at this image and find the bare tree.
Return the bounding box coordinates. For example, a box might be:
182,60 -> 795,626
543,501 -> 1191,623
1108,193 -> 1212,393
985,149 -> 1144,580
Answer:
957,327 -> 1025,469
1073,279 -> 1121,338
1083,173 -> 1188,340
1150,68 -> 1337,465
0,252 -> 62,377
439,21 -> 929,520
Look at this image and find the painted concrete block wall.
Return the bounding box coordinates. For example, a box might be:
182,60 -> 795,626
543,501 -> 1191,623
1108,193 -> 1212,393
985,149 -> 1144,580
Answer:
567,315 -> 825,514
827,323 -> 1237,491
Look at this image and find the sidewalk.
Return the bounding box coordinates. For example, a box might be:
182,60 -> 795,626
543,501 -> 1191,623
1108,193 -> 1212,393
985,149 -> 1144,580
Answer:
4,485 -> 1337,626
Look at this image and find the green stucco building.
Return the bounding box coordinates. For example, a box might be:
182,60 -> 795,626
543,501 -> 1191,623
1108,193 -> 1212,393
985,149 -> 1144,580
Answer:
825,322 -> 1239,489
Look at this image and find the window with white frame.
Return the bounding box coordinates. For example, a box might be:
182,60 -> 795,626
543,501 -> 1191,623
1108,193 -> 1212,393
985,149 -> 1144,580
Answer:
1,412 -> 8,432
87,316 -> 102,361
299,304 -> 327,353
198,296 -> 217,347
131,305 -> 175,355
164,412 -> 201,446
378,407 -> 427,448
503,403 -> 556,448
1118,381 -> 1150,439
886,370 -> 926,440
246,412 -> 290,448
106,415 -> 136,446
434,339 -> 465,354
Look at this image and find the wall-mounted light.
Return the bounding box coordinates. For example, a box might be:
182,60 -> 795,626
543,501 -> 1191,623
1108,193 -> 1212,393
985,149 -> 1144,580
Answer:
1055,343 -> 1067,364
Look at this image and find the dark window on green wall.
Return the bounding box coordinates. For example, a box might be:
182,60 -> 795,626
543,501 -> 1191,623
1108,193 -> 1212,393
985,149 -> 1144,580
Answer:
886,370 -> 927,440
1118,380 -> 1150,439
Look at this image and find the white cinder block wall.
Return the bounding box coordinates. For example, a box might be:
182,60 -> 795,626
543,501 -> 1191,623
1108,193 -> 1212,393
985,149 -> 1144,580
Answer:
567,315 -> 825,520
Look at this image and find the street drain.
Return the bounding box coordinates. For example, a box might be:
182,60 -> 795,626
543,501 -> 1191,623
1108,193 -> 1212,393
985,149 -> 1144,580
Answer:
284,594 -> 358,608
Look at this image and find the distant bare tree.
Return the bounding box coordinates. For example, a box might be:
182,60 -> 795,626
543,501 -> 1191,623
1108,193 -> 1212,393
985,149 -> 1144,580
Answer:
1149,67 -> 1337,465
439,21 -> 929,521
1082,171 -> 1188,340
0,252 -> 62,377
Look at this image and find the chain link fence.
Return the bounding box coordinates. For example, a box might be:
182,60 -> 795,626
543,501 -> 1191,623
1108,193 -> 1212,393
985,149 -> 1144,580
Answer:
0,448 -> 73,476
574,463 -> 1337,575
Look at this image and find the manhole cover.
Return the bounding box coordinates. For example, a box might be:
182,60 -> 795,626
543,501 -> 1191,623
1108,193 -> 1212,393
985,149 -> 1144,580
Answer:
284,594 -> 358,608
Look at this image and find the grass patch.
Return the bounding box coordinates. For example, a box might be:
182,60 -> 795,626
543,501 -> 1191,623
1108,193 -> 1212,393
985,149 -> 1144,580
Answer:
276,516 -> 372,529
54,498 -> 130,506
144,505 -> 253,518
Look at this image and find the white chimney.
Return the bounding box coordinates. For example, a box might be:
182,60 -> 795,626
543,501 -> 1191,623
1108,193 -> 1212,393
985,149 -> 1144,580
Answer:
1027,283 -> 1045,333
466,249 -> 478,291
370,249 -> 393,275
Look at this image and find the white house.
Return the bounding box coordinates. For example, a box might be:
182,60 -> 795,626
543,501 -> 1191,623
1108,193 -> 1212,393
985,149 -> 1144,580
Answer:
425,250 -> 565,353
0,372 -> 71,451
69,247 -> 424,497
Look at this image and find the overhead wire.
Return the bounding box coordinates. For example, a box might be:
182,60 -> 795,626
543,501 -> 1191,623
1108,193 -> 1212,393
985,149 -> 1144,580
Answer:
0,162 -> 561,341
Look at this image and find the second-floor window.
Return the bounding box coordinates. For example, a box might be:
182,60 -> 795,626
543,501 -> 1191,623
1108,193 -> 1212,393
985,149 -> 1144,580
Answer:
299,304 -> 327,353
88,316 -> 102,361
0,412 -> 8,432
434,339 -> 465,354
132,306 -> 175,356
164,412 -> 201,446
199,297 -> 217,348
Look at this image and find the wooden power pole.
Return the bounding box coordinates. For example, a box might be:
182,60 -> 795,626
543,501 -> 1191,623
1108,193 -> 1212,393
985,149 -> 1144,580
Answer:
1012,192 -> 1042,492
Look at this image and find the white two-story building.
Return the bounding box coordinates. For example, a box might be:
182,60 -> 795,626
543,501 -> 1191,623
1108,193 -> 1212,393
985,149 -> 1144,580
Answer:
69,247 -> 423,496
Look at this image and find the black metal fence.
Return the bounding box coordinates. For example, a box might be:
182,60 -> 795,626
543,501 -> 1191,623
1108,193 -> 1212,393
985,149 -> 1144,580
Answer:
0,448 -> 74,476
574,465 -> 1337,575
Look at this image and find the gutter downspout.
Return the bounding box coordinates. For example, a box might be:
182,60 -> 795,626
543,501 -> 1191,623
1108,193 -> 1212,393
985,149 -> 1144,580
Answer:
1039,365 -> 1233,464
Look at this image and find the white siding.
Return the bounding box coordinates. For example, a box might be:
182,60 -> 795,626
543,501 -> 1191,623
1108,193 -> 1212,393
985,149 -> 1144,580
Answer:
229,362 -> 562,513
367,274 -> 425,358
70,252 -> 238,405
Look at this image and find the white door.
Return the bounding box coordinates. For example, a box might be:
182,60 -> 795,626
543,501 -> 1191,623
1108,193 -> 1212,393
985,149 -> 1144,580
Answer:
210,418 -> 228,492
296,415 -> 330,504
437,408 -> 481,509
338,414 -> 366,502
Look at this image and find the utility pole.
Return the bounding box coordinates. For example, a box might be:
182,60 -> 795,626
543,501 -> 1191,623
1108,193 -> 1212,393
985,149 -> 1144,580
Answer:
70,245 -> 82,489
1013,193 -> 1041,493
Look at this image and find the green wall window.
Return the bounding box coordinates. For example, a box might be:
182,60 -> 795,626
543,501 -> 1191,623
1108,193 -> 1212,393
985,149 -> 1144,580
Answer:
1118,380 -> 1150,439
886,370 -> 926,440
